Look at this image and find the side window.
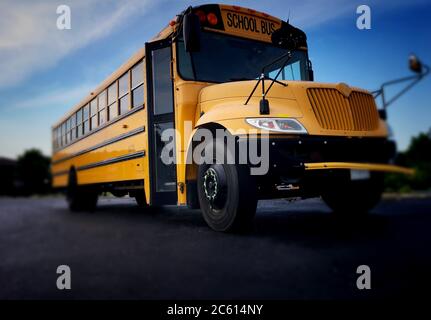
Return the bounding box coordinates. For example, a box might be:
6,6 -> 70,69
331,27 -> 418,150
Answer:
76,109 -> 83,138
57,126 -> 61,148
61,122 -> 66,147
131,61 -> 144,108
119,72 -> 130,115
90,98 -> 98,130
108,82 -> 118,121
83,104 -> 90,134
70,113 -> 76,141
69,118 -> 73,143
98,90 -> 107,126
65,119 -> 69,144
53,128 -> 57,150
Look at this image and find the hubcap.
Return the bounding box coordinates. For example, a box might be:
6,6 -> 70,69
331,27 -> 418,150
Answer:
202,165 -> 228,210
203,168 -> 218,202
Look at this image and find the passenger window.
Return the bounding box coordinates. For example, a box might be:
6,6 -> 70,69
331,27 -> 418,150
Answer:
108,83 -> 117,105
57,127 -> 61,148
66,118 -> 71,144
108,102 -> 118,120
83,104 -> 89,120
90,99 -> 98,130
119,94 -> 129,115
82,104 -> 90,134
77,124 -> 83,138
119,72 -> 129,96
108,83 -> 118,120
70,114 -> 76,141
132,61 -> 144,87
61,122 -> 66,146
98,90 -> 107,126
119,72 -> 129,114
131,61 -> 144,108
77,109 -> 83,124
83,119 -> 89,134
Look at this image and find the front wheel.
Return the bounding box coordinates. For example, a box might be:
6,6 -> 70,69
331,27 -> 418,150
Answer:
197,139 -> 257,232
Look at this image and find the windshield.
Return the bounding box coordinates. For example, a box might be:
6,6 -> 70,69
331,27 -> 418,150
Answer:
177,31 -> 310,83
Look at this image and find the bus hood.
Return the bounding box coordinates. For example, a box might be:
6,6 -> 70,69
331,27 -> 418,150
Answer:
197,80 -> 387,137
198,80 -> 303,120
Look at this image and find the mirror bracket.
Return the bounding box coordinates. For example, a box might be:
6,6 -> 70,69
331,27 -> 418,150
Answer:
373,55 -> 429,113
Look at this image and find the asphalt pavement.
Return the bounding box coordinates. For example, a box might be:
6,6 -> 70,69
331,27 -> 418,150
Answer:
0,195 -> 430,299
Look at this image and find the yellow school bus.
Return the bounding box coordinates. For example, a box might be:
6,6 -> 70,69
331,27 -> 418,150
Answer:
52,4 -> 413,232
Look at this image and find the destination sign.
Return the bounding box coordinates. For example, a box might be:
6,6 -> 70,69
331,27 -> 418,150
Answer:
220,9 -> 282,42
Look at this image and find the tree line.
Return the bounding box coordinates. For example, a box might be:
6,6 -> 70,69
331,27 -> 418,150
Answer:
0,149 -> 51,196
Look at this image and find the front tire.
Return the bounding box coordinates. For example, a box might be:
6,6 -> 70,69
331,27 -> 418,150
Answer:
197,138 -> 257,232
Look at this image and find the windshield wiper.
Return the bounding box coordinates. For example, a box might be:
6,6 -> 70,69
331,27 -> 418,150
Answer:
244,51 -> 292,114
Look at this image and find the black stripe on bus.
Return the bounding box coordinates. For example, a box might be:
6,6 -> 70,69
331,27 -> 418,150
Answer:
77,151 -> 146,171
51,170 -> 69,177
51,151 -> 146,177
52,126 -> 145,165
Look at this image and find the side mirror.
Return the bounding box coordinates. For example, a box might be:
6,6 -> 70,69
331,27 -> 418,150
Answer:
307,60 -> 314,81
308,69 -> 314,81
409,55 -> 423,74
182,13 -> 201,52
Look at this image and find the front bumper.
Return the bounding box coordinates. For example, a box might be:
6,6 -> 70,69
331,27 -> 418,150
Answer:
237,135 -> 413,198
238,135 -> 399,171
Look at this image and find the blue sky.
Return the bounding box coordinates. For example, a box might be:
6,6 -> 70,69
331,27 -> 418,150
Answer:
0,0 -> 430,158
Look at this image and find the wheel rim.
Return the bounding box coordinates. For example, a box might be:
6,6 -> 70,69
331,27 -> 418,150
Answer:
202,165 -> 227,210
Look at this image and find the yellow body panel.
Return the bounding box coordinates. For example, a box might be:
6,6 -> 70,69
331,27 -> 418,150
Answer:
52,107 -> 150,201
77,158 -> 146,184
52,108 -> 146,165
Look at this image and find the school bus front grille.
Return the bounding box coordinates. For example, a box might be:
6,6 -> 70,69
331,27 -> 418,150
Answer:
307,88 -> 379,131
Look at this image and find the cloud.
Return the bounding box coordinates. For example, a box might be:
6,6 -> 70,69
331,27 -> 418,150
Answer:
10,82 -> 97,111
0,0 -> 158,88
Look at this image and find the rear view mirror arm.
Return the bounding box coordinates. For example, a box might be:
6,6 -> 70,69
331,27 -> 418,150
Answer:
373,63 -> 429,110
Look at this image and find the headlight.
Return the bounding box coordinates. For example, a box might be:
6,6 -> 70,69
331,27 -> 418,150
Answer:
246,118 -> 308,134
